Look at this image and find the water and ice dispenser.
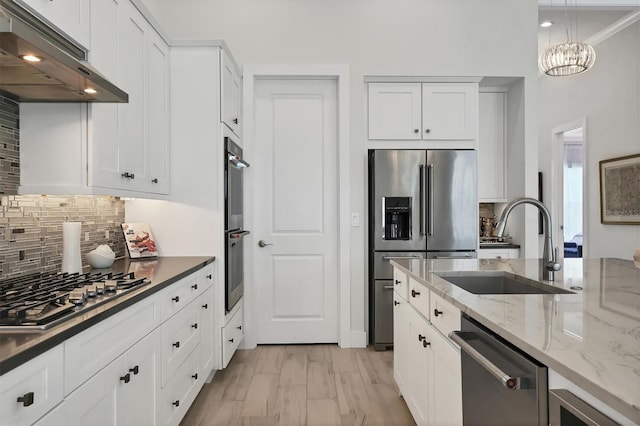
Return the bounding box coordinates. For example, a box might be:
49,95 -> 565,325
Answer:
382,196 -> 411,240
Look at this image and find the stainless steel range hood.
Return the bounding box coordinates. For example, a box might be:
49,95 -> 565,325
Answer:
0,0 -> 128,103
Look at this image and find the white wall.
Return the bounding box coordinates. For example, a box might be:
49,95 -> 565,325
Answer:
538,22 -> 640,260
139,0 -> 540,344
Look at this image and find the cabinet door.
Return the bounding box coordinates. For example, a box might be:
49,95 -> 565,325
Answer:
368,83 -> 422,140
431,329 -> 462,426
89,0 -> 121,190
19,0 -> 91,48
199,286 -> 215,377
478,92 -> 506,201
221,50 -> 241,136
393,291 -> 410,397
118,1 -> 149,192
408,309 -> 431,426
147,29 -> 171,194
422,83 -> 477,140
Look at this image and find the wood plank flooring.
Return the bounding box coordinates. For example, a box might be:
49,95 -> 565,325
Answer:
180,345 -> 415,426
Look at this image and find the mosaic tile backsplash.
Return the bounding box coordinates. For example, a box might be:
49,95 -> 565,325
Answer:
0,95 -> 126,279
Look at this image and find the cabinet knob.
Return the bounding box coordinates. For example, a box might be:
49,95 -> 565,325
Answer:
192,323 -> 198,329
172,296 -> 180,303
206,274 -> 212,279
434,309 -> 443,317
17,392 -> 34,407
411,289 -> 420,298
233,118 -> 239,124
414,129 -> 419,133
424,129 -> 431,134
129,365 -> 139,375
202,303 -> 208,309
172,400 -> 180,407
120,373 -> 131,384
192,373 -> 198,380
151,178 -> 158,184
395,279 -> 401,285
173,341 -> 180,348
418,334 -> 425,341
191,283 -> 198,290
237,325 -> 242,330
394,300 -> 400,306
423,340 -> 431,348
229,338 -> 234,343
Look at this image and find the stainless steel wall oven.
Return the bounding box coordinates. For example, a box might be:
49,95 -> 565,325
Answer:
224,137 -> 250,312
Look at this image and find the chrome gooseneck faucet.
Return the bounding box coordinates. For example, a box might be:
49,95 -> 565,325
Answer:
494,197 -> 561,281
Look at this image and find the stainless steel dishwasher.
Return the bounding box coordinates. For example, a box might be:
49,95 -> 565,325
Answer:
449,314 -> 548,426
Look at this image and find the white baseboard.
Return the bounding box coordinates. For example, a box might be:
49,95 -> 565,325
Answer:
346,330 -> 367,348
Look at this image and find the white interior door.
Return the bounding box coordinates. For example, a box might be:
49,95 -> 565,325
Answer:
253,78 -> 338,343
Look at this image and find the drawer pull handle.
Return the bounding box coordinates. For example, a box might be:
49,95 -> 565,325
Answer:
192,373 -> 198,380
173,341 -> 180,348
423,340 -> 431,348
395,279 -> 401,285
17,392 -> 34,407
237,325 -> 242,330
229,338 -> 234,343
172,296 -> 180,303
394,300 -> 400,306
192,323 -> 198,329
411,289 -> 420,297
418,334 -> 425,341
233,118 -> 239,124
434,309 -> 443,317
206,274 -> 212,279
202,304 -> 208,309
129,365 -> 139,375
173,400 -> 180,407
191,284 -> 198,290
151,178 -> 158,184
120,373 -> 130,384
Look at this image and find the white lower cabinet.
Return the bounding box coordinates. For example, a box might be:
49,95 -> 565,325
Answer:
393,266 -> 463,426
158,347 -> 201,426
221,302 -> 244,368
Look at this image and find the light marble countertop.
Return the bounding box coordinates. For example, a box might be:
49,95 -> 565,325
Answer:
390,257 -> 640,424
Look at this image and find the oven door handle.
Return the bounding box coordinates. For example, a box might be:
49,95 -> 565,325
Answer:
449,331 -> 523,390
229,230 -> 251,239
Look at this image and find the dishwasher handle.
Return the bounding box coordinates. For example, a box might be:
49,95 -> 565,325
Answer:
449,331 -> 522,390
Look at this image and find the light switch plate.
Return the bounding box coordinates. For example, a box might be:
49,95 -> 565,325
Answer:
351,213 -> 360,227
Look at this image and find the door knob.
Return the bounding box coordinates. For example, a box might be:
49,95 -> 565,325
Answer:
258,240 -> 273,248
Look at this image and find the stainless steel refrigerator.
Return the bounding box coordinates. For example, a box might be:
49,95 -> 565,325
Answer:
368,149 -> 478,349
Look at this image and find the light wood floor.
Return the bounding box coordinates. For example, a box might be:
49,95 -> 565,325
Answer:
180,345 -> 415,426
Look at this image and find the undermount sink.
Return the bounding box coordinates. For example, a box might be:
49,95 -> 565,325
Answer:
435,271 -> 575,295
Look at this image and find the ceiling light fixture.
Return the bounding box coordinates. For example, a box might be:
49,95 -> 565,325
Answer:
538,0 -> 596,76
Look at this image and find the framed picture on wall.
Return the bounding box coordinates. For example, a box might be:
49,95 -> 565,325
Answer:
599,153 -> 640,225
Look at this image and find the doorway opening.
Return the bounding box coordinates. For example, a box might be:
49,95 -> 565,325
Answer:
558,126 -> 585,258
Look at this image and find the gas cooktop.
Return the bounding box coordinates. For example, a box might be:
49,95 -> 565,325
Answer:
0,271 -> 150,331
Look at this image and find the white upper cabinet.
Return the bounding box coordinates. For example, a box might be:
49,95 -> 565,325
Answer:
17,0 -> 91,48
368,82 -> 478,141
368,83 -> 422,140
478,92 -> 507,202
221,49 -> 242,137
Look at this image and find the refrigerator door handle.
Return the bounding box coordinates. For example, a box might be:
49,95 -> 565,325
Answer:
419,164 -> 426,236
427,164 -> 434,237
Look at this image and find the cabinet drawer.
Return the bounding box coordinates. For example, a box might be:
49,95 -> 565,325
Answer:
159,347 -> 201,426
162,300 -> 201,386
408,277 -> 429,319
159,273 -> 202,322
393,267 -> 409,301
64,295 -> 159,394
429,292 -> 460,337
198,265 -> 215,292
0,345 -> 63,426
221,303 -> 243,368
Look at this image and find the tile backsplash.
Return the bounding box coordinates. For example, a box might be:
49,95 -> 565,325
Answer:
0,95 -> 126,279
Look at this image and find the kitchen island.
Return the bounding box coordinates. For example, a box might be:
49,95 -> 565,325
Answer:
0,256 -> 214,375
390,257 -> 640,424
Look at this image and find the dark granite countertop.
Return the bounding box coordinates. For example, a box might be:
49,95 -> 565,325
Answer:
0,256 -> 215,376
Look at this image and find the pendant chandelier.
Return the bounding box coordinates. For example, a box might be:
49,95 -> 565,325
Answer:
538,0 -> 596,76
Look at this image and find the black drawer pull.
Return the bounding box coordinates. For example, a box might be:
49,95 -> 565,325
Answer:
394,300 -> 400,306
17,392 -> 34,407
151,178 -> 158,183
173,341 -> 180,348
191,284 -> 198,290
192,323 -> 198,329
206,274 -> 212,279
233,118 -> 238,124
229,338 -> 234,343
423,340 -> 431,348
202,303 -> 208,309
418,334 -> 425,341
395,279 -> 401,285
120,373 -> 130,384
129,365 -> 139,375
192,373 -> 198,380
411,289 -> 420,298
237,325 -> 242,330
434,309 -> 443,317
172,296 -> 180,303
172,400 -> 180,407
